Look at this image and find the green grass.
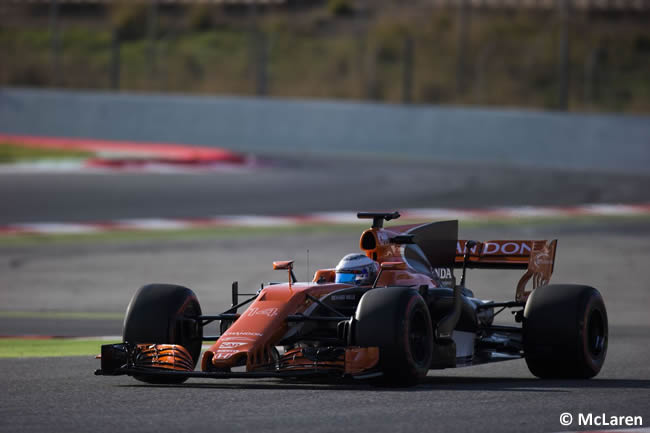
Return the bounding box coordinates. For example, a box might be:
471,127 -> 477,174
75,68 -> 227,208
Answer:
0,143 -> 94,163
0,338 -> 120,358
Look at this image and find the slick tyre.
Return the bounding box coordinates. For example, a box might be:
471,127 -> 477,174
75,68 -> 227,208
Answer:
123,283 -> 203,384
523,284 -> 607,379
354,287 -> 433,386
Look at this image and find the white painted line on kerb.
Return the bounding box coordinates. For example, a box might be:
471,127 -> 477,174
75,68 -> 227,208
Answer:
114,219 -> 195,231
10,223 -> 104,234
1,203 -> 649,236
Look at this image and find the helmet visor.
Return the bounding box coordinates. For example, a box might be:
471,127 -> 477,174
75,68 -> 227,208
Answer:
335,272 -> 357,284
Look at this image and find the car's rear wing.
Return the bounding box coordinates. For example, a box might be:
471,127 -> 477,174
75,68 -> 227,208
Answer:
369,217 -> 557,302
455,239 -> 558,302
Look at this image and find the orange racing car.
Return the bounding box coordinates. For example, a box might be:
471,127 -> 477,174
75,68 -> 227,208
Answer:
96,212 -> 608,385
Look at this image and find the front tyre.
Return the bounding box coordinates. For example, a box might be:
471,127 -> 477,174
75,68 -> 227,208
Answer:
123,283 -> 203,383
523,284 -> 607,379
354,287 -> 433,386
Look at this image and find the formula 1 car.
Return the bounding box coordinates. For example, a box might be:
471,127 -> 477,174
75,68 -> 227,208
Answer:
96,212 -> 608,385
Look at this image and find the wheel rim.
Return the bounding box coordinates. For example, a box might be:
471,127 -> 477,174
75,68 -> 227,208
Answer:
586,309 -> 605,358
409,308 -> 430,366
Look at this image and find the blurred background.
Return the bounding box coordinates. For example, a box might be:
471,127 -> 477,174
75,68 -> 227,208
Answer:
1,0 -> 649,112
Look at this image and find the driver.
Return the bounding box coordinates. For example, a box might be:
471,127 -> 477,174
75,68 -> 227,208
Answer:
334,253 -> 379,286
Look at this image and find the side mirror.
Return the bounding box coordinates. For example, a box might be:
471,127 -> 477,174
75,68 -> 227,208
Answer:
273,260 -> 294,270
380,261 -> 408,271
273,260 -> 297,287
372,261 -> 408,288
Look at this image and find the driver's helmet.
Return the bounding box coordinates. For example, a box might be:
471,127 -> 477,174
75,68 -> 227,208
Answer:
335,253 -> 379,285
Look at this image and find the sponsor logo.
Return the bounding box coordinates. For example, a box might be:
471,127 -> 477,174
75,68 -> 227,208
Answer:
435,268 -> 453,279
219,342 -> 247,349
457,241 -> 532,256
533,252 -> 553,266
214,352 -> 234,359
223,331 -> 263,337
331,294 -> 356,301
246,307 -> 279,318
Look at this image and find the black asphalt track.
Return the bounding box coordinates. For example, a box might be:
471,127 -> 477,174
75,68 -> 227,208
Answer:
1,324 -> 648,433
2,154 -> 650,224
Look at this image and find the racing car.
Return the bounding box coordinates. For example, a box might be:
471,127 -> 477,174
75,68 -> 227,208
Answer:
96,211 -> 608,385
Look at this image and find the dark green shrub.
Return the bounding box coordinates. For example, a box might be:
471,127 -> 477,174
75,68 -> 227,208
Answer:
186,5 -> 215,32
327,0 -> 355,17
109,2 -> 148,41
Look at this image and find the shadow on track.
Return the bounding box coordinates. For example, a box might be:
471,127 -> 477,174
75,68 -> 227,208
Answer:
117,377 -> 650,393
419,376 -> 650,392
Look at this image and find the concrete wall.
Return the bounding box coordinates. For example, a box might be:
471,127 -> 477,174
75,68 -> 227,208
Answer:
1,87 -> 649,173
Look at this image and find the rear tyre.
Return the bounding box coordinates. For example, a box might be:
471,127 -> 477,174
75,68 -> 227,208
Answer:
354,287 -> 433,386
123,283 -> 203,384
523,284 -> 607,379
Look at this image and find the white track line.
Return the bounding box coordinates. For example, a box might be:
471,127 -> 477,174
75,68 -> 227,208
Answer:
0,159 -> 258,175
1,204 -> 649,236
